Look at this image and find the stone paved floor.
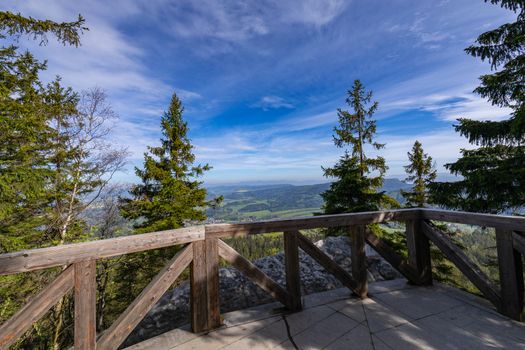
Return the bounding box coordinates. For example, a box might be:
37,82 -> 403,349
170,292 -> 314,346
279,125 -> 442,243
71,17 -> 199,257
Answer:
125,279 -> 525,350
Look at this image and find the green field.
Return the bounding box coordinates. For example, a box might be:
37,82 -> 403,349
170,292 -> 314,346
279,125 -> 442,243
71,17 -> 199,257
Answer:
207,180 -> 411,222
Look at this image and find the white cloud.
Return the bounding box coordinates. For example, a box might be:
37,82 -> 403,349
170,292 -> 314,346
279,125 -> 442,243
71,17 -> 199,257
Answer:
278,0 -> 347,27
164,1 -> 269,41
148,0 -> 348,44
253,95 -> 295,110
426,95 -> 512,121
379,129 -> 471,176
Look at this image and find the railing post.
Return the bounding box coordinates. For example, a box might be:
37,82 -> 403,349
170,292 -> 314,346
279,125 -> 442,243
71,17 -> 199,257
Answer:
205,237 -> 221,329
496,229 -> 524,321
406,218 -> 432,285
191,236 -> 222,333
191,240 -> 208,333
350,225 -> 367,298
74,260 -> 96,350
284,231 -> 302,311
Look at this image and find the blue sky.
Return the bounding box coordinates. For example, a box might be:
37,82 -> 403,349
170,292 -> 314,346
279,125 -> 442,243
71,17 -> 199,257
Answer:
5,0 -> 516,184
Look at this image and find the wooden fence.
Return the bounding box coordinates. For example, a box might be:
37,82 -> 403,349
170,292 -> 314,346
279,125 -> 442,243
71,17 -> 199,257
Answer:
0,208 -> 523,349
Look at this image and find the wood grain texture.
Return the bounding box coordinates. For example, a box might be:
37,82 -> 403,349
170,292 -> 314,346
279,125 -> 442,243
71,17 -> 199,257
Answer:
296,231 -> 358,293
191,241 -> 209,333
217,239 -> 289,307
421,209 -> 525,232
0,226 -> 203,275
205,237 -> 222,329
284,231 -> 302,311
496,229 -> 524,321
350,226 -> 368,298
365,230 -> 421,284
75,260 -> 97,350
405,219 -> 432,285
513,231 -> 525,256
97,245 -> 193,349
206,209 -> 417,238
422,220 -> 501,308
0,266 -> 74,350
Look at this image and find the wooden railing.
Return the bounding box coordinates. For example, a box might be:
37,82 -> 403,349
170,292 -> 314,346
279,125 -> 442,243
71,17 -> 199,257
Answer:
0,208 -> 524,349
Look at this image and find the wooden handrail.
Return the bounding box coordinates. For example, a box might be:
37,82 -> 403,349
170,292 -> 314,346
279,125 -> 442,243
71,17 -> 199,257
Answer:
0,226 -> 204,275
420,208 -> 525,231
1,208 -> 524,350
205,209 -> 418,237
3,208 -> 525,277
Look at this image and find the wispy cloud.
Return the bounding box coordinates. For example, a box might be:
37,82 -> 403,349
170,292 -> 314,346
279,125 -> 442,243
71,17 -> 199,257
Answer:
279,0 -> 347,27
253,95 -> 295,110
424,95 -> 512,121
3,0 -> 515,184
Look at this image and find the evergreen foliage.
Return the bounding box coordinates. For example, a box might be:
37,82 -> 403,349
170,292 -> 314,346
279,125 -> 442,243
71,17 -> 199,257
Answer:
0,11 -> 86,250
321,80 -> 391,214
118,93 -> 221,297
0,11 -> 86,46
430,0 -> 525,213
0,11 -> 88,349
402,141 -> 437,207
120,93 -> 220,232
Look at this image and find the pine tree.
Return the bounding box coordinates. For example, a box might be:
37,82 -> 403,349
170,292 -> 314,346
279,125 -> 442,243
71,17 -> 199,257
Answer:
0,11 -> 86,250
118,93 -> 221,297
429,1 -> 525,213
402,141 -> 437,208
0,11 -> 86,349
322,80 -> 390,214
120,93 -> 218,232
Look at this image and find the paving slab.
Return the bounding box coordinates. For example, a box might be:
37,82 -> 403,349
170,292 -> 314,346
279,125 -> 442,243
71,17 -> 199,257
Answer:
125,279 -> 525,350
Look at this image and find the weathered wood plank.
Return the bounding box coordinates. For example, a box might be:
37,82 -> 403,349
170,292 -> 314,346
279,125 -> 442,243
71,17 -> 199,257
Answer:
205,237 -> 222,329
422,220 -> 501,308
496,229 -> 524,321
350,225 -> 368,298
0,266 -> 74,350
284,231 -> 302,311
365,230 -> 421,284
217,239 -> 289,307
0,226 -> 204,275
513,231 -> 525,257
191,241 -> 209,333
296,231 -> 359,293
421,209 -> 525,232
75,260 -> 97,350
406,219 -> 432,285
206,209 -> 417,238
97,245 -> 193,349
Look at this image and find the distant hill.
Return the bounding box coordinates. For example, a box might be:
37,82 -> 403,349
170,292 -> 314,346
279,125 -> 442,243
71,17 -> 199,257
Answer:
207,178 -> 413,221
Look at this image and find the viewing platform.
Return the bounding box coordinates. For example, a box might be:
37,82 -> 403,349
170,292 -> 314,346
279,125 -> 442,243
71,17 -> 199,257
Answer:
126,279 -> 525,350
1,208 -> 524,349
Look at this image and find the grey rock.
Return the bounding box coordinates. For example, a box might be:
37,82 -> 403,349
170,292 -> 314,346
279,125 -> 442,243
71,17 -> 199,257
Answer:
122,236 -> 401,347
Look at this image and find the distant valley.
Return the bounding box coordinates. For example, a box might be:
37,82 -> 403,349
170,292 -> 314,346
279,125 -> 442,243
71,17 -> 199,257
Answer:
206,178 -> 412,222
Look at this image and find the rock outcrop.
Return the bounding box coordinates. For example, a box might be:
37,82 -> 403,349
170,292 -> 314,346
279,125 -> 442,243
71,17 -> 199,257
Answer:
124,236 -> 400,346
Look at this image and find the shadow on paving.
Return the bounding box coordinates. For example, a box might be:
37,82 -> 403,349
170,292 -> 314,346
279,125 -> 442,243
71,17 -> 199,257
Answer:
125,279 -> 525,350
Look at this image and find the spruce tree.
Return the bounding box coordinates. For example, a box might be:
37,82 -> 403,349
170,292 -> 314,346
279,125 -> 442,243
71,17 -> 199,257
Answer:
402,141 -> 437,208
0,11 -> 86,349
322,80 -> 389,214
120,93 -> 218,232
0,11 -> 86,251
119,93 -> 221,296
430,1 -> 525,213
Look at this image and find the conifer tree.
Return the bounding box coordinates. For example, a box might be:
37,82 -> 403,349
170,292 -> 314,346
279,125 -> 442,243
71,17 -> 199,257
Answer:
322,80 -> 390,214
119,93 -> 221,295
402,141 -> 437,207
120,93 -> 218,232
0,11 -> 86,250
0,11 -> 87,349
430,1 -> 525,213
